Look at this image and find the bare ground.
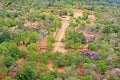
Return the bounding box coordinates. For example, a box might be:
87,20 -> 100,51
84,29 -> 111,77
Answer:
16,58 -> 24,68
73,9 -> 83,18
24,21 -> 39,28
58,67 -> 65,73
46,60 -> 54,71
37,36 -> 48,52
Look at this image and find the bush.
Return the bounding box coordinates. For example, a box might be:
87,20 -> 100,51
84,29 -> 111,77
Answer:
102,26 -> 111,34
8,46 -> 22,59
19,50 -> 27,58
38,52 -> 52,63
5,76 -> 12,80
65,42 -> 71,49
50,9 -> 58,15
4,56 -> 15,68
74,43 -> 80,49
48,35 -> 55,43
70,19 -> 77,27
88,43 -> 96,51
69,11 -> 74,17
0,31 -> 11,43
0,18 -> 18,27
38,73 -> 55,80
85,6 -> 94,11
46,43 -> 53,51
27,43 -> 38,53
78,75 -> 92,80
94,60 -> 107,74
59,9 -> 68,16
68,32 -> 85,44
82,15 -> 88,20
15,68 -> 34,80
56,56 -> 65,67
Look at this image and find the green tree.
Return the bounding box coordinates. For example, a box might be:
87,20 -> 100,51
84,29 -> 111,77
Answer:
69,11 -> 74,17
59,9 -> 68,16
4,56 -> 15,68
46,43 -> 53,51
29,31 -> 40,42
27,43 -> 38,54
48,35 -> 55,43
0,31 -> 11,43
70,19 -> 77,27
5,76 -> 12,80
15,68 -> 34,80
8,46 -> 21,59
0,41 -> 18,57
38,52 -> 52,63
65,41 -> 71,49
55,55 -> 65,67
74,43 -> 80,49
88,43 -> 96,51
102,26 -> 111,34
78,75 -> 92,80
38,73 -> 55,80
94,60 -> 107,74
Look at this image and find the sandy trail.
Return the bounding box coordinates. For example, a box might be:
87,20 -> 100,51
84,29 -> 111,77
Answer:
53,16 -> 70,53
38,36 -> 48,52
47,60 -> 54,71
16,58 -> 24,68
88,11 -> 96,25
73,9 -> 83,18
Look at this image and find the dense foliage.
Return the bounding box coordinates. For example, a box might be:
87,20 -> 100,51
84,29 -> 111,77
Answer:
0,0 -> 120,80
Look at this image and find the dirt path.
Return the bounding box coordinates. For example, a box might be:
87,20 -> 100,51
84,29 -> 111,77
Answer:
73,9 -> 83,18
53,9 -> 83,53
46,60 -> 54,71
38,36 -> 48,52
58,67 -> 65,73
88,11 -> 96,24
16,58 -> 24,68
53,16 -> 70,53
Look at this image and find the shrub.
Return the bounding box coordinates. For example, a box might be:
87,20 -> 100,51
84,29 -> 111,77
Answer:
48,35 -> 55,43
59,9 -> 68,16
102,26 -> 111,34
4,56 -> 15,68
27,43 -> 38,53
82,15 -> 88,20
65,42 -> 71,49
0,31 -> 11,43
8,46 -> 22,59
56,56 -> 65,67
69,11 -> 74,17
15,68 -> 34,80
46,43 -> 53,51
88,43 -> 96,51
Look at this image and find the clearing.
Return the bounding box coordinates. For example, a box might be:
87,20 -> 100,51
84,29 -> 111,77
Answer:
53,9 -> 83,53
